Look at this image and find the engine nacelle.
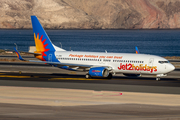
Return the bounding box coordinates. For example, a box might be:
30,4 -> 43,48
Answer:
123,73 -> 141,77
89,67 -> 109,77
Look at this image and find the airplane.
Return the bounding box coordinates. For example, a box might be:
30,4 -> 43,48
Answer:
14,16 -> 175,81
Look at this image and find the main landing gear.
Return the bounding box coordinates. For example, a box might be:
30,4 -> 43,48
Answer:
85,74 -> 91,79
85,73 -> 113,79
107,73 -> 112,79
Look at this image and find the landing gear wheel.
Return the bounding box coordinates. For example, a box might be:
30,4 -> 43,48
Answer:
107,73 -> 112,79
85,74 -> 91,79
156,77 -> 160,81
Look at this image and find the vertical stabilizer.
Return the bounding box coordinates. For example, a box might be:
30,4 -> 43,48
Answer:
31,16 -> 65,52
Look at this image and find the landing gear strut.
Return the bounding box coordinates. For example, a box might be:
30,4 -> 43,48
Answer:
156,77 -> 160,81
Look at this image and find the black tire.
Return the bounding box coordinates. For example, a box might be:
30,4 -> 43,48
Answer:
85,74 -> 91,79
107,73 -> 112,79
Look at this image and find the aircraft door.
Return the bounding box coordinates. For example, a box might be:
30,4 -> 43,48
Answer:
148,58 -> 154,67
48,54 -> 52,62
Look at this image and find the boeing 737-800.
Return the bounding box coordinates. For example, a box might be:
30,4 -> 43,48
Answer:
15,16 -> 175,81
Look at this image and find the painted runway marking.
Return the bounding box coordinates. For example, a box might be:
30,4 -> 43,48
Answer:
0,74 -> 154,81
0,75 -> 31,78
49,78 -> 106,81
0,74 -> 105,80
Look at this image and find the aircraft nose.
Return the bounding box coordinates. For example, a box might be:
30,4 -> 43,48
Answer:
168,64 -> 175,72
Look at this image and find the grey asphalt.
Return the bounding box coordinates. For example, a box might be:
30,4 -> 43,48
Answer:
1,62 -> 180,120
1,103 -> 180,120
0,61 -> 180,94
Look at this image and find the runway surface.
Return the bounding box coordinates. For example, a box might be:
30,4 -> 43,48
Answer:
1,103 -> 180,120
0,61 -> 180,120
0,61 -> 180,94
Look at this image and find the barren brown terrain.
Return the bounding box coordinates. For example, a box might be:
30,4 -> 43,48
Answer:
1,0 -> 180,29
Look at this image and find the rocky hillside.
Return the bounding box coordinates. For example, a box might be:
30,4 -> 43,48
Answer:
1,0 -> 180,29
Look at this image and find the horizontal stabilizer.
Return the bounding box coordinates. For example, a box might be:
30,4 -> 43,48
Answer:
17,51 -> 41,55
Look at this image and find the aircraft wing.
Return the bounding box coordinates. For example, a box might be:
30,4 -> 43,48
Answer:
29,60 -> 112,70
14,47 -> 26,61
29,60 -> 92,68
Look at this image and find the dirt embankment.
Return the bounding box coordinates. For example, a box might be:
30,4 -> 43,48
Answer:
1,0 -> 180,29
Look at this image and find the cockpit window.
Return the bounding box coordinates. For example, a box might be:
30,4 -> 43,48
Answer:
158,61 -> 169,64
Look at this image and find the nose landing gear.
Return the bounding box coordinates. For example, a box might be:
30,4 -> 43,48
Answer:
156,74 -> 167,81
156,77 -> 160,81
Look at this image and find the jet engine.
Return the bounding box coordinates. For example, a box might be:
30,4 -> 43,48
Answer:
88,67 -> 109,77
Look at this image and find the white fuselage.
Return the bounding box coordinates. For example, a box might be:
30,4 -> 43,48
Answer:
54,51 -> 175,75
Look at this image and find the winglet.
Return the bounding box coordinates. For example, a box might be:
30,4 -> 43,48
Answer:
14,47 -> 25,61
135,46 -> 139,54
